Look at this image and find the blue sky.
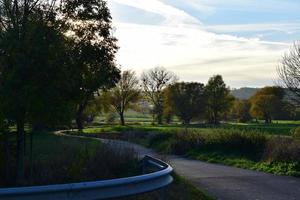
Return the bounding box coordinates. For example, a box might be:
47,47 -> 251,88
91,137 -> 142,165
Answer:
108,0 -> 300,88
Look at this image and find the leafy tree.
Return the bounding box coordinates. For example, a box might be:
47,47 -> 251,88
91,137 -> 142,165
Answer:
141,67 -> 177,124
0,0 -> 76,184
104,70 -> 141,125
204,75 -> 234,124
163,87 -> 174,124
231,100 -> 252,123
167,82 -> 205,124
61,0 -> 121,130
250,86 -> 285,123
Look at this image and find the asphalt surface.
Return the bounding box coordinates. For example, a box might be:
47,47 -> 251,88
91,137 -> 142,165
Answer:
61,133 -> 300,200
101,139 -> 300,200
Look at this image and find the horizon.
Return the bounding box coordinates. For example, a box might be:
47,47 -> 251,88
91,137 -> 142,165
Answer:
108,0 -> 300,88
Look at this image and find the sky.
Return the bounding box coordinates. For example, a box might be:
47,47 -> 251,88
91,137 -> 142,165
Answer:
107,0 -> 300,88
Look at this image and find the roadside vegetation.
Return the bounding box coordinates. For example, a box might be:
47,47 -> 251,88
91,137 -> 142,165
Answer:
2,1 -> 300,200
72,124 -> 300,177
123,174 -> 213,200
0,132 -> 140,187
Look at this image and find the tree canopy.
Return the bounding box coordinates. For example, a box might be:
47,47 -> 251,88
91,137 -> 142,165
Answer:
167,82 -> 205,124
250,86 -> 285,123
104,70 -> 141,125
204,75 -> 234,124
61,0 -> 121,130
141,67 -> 177,124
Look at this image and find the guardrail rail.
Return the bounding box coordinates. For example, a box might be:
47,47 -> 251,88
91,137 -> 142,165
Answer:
0,155 -> 173,200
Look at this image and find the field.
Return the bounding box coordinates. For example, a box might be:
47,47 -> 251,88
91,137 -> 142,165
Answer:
75,119 -> 300,177
92,110 -> 300,136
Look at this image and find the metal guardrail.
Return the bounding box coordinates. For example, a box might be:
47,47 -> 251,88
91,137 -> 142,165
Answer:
0,155 -> 173,200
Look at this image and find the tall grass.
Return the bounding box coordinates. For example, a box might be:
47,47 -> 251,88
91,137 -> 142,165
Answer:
0,133 -> 140,187
78,126 -> 300,176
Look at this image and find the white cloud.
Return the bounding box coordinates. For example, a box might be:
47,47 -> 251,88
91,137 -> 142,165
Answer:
109,0 -> 292,87
205,23 -> 300,34
111,0 -> 200,26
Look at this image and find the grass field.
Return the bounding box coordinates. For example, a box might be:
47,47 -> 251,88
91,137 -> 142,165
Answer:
84,119 -> 300,136
77,121 -> 300,177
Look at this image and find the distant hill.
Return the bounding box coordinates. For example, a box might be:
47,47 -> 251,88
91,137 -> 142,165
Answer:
231,87 -> 260,100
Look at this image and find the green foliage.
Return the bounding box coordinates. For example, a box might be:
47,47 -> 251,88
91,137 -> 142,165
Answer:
204,75 -> 234,124
105,112 -> 117,124
291,127 -> 300,139
167,82 -> 206,124
230,100 -> 252,123
79,124 -> 300,177
104,70 -> 141,125
250,87 -> 286,123
62,0 -> 121,130
141,67 -> 178,124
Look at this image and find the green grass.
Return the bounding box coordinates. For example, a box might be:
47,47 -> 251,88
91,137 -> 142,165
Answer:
28,132 -> 100,160
78,123 -> 300,177
123,173 -> 214,200
187,150 -> 300,177
83,120 -> 300,136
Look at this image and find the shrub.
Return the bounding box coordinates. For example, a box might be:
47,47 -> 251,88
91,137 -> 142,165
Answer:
171,130 -> 205,155
203,129 -> 267,158
264,137 -> 300,162
291,127 -> 300,140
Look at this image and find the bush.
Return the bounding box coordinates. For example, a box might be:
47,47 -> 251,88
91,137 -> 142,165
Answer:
291,127 -> 300,140
264,137 -> 300,162
203,129 -> 267,158
171,130 -> 205,155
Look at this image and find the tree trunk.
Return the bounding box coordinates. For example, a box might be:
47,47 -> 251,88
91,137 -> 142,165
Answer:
76,104 -> 85,131
4,131 -> 10,183
213,110 -> 219,125
157,113 -> 163,125
29,131 -> 33,183
120,112 -> 125,126
16,119 -> 25,185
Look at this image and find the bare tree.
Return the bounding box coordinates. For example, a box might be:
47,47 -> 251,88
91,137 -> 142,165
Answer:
278,42 -> 300,105
105,70 -> 141,125
141,67 -> 178,124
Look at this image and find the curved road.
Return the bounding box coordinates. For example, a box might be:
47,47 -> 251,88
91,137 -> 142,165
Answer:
60,133 -> 300,200
100,139 -> 300,200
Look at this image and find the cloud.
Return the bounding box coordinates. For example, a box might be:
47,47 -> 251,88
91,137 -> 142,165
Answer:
109,0 -> 292,87
111,0 -> 201,26
205,23 -> 300,34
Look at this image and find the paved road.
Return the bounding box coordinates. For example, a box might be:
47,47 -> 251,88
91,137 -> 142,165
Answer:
62,134 -> 300,200
101,139 -> 300,200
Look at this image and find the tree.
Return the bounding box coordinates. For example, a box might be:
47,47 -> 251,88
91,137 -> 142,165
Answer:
250,86 -> 285,123
204,75 -> 234,124
163,87 -> 174,124
141,67 -> 177,124
0,0 -> 75,184
167,82 -> 205,125
61,0 -> 121,130
231,100 -> 252,123
278,42 -> 300,105
104,70 -> 141,125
